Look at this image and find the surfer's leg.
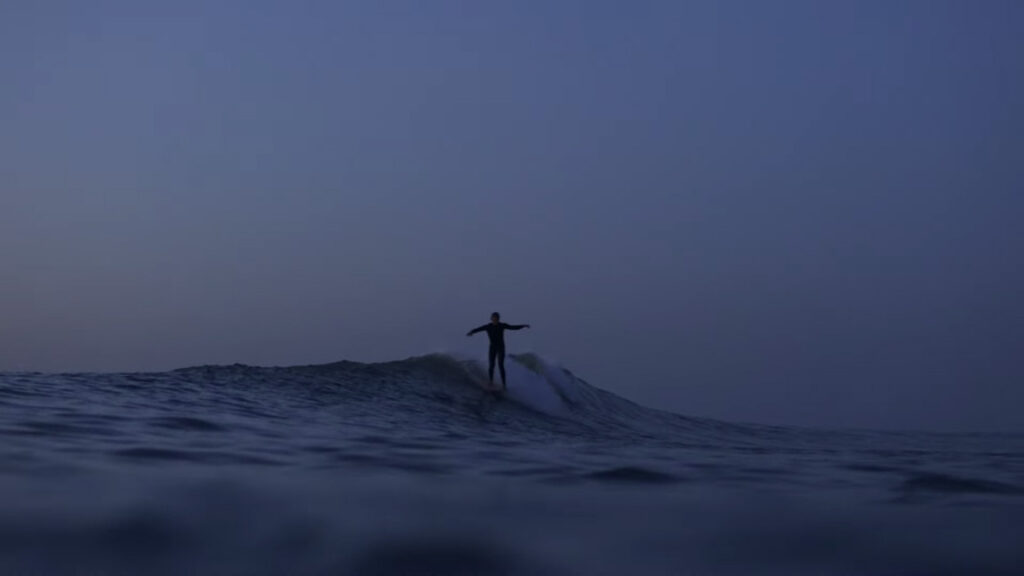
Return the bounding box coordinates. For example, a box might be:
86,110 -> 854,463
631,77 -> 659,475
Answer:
487,346 -> 497,383
498,348 -> 506,389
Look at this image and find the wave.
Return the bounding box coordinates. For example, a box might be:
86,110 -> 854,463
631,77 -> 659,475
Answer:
167,352 -> 722,440
16,353 -> 1016,453
3,352 -> 1023,500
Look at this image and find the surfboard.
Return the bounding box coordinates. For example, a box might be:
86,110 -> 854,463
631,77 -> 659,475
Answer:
481,381 -> 503,394
471,372 -> 501,392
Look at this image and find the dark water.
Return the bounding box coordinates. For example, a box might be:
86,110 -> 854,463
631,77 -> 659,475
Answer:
1,353 -> 1022,575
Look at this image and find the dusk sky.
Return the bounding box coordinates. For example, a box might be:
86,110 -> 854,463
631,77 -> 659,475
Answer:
2,0 -> 1021,432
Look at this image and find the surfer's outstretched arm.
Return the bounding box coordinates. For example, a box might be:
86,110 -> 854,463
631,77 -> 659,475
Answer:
503,323 -> 530,330
466,324 -> 488,337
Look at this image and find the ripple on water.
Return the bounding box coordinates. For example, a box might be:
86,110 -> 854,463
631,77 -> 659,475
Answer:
146,416 -> 226,433
112,447 -> 283,466
581,466 -> 683,485
13,420 -> 120,438
897,472 -> 1024,498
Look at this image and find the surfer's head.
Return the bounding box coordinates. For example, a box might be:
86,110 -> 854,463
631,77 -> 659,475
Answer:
491,312 -> 500,323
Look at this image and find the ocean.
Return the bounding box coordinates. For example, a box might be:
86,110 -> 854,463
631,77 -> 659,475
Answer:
1,352 -> 1021,575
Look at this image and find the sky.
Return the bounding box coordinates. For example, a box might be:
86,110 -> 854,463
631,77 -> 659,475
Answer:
2,0 -> 1022,432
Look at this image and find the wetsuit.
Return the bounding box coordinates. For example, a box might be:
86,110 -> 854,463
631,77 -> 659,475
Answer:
467,322 -> 528,387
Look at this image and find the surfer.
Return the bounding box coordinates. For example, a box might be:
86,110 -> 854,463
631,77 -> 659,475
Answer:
466,312 -> 530,390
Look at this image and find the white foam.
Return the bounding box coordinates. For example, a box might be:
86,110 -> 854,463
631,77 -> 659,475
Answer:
503,356 -> 569,417
438,350 -> 571,417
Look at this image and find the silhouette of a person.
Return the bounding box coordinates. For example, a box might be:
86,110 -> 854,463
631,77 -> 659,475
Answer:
466,312 -> 530,390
